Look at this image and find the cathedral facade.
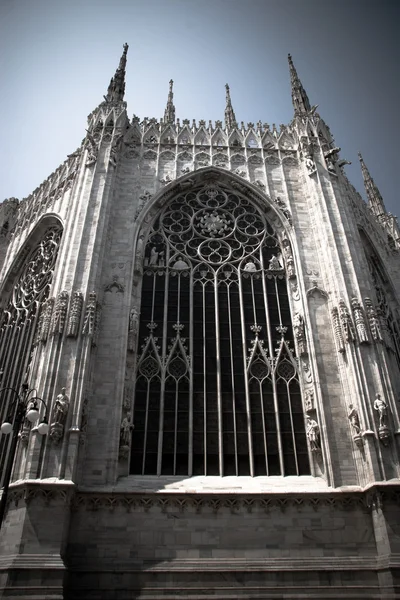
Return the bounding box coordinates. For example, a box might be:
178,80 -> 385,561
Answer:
0,45 -> 399,599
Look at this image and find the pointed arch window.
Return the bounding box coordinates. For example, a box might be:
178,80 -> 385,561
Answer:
0,224 -> 62,483
360,230 -> 400,370
131,183 -> 310,477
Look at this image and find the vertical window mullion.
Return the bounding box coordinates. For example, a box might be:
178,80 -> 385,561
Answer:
238,272 -> 254,477
174,380 -> 178,475
214,272 -> 223,476
188,270 -> 194,476
202,282 -> 207,475
157,270 -> 169,475
259,380 -> 269,475
227,281 -> 239,476
142,382 -> 151,475
287,381 -> 300,476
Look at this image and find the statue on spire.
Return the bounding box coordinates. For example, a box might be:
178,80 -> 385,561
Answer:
164,79 -> 176,124
105,43 -> 129,103
288,54 -> 313,115
358,152 -> 386,218
224,84 -> 237,130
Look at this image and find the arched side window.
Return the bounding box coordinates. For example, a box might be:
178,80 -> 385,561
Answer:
0,224 -> 62,483
131,184 -> 309,477
360,230 -> 400,371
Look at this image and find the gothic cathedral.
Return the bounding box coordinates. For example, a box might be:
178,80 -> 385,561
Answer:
0,45 -> 399,599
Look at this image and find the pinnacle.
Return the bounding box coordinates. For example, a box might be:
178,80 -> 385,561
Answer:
105,43 -> 129,103
288,53 -> 311,115
358,151 -> 386,217
164,78 -> 176,124
225,83 -> 237,130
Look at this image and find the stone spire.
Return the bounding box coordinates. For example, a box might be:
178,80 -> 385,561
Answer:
358,152 -> 386,218
288,54 -> 312,115
105,43 -> 129,103
164,79 -> 176,124
224,84 -> 237,130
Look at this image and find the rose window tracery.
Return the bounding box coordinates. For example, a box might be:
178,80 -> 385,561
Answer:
131,183 -> 309,477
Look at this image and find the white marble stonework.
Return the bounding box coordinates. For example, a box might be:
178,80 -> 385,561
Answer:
0,45 -> 399,599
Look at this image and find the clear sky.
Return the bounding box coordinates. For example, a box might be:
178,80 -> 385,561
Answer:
0,0 -> 398,215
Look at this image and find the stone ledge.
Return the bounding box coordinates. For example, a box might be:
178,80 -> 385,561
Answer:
67,556 -> 381,572
0,553 -> 65,570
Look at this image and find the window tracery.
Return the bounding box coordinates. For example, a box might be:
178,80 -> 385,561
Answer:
130,184 -> 309,477
0,224 -> 62,483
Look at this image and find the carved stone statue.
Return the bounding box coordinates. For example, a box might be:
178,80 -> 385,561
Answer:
149,247 -> 159,266
49,387 -> 70,444
172,257 -> 190,270
268,255 -> 281,271
293,313 -> 307,356
129,307 -> 138,334
120,415 -> 133,446
374,394 -> 388,428
306,416 -> 320,452
339,300 -> 355,343
244,261 -> 257,272
348,404 -> 361,435
52,387 -> 70,425
119,414 -> 134,458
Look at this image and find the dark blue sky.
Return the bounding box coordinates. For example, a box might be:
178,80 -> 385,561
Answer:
0,0 -> 398,215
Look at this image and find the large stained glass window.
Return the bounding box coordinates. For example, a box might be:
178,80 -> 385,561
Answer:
0,224 -> 62,483
130,184 -> 309,477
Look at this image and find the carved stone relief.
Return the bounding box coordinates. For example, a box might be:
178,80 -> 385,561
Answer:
40,297 -> 55,343
67,292 -> 83,338
331,306 -> 345,353
82,292 -> 97,337
51,291 -> 69,336
339,300 -> 355,343
364,297 -> 383,343
351,298 -> 369,344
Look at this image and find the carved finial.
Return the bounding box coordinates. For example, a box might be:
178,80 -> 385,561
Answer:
164,78 -> 176,124
358,152 -> 386,218
225,83 -> 237,130
288,53 -> 312,115
105,43 -> 129,103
